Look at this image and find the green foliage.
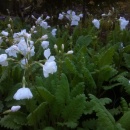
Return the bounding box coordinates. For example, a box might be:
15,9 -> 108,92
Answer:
89,94 -> 124,130
27,102 -> 47,125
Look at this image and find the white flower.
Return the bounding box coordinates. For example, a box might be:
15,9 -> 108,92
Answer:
11,106 -> 21,112
35,17 -> 42,25
44,48 -> 51,59
79,14 -> 83,18
40,21 -> 49,29
13,87 -> 33,100
46,16 -> 50,20
119,17 -> 129,30
41,34 -> 48,40
1,31 -> 8,36
67,50 -> 73,54
71,20 -> 79,26
0,54 -> 8,66
18,39 -> 35,57
43,48 -> 57,77
0,37 -> 3,45
5,45 -> 19,57
41,41 -> 49,49
58,13 -> 64,20
92,19 -> 100,29
51,29 -> 57,36
20,58 -> 28,68
43,60 -> 57,78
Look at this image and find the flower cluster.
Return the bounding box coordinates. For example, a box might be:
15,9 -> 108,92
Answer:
58,10 -> 83,26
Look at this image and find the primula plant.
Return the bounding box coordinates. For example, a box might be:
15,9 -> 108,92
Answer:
0,7 -> 130,130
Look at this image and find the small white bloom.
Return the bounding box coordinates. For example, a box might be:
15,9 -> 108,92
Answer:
11,106 -> 21,112
0,54 -> 8,66
67,50 -> 73,54
1,31 -> 8,36
43,60 -> 57,78
71,20 -> 79,26
13,87 -> 33,100
40,21 -> 49,29
51,29 -> 57,36
44,48 -> 51,59
5,45 -> 19,57
41,34 -> 48,40
79,14 -> 83,18
58,13 -> 64,20
119,17 -> 129,30
92,19 -> 100,29
41,41 -> 49,49
20,58 -> 28,68
46,16 -> 50,20
0,37 -> 3,45
101,13 -> 107,17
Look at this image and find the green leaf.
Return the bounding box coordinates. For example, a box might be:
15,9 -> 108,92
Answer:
27,102 -> 47,125
64,58 -> 77,74
70,82 -> 85,97
43,127 -> 55,130
57,121 -> 78,129
0,115 -> 21,130
83,67 -> 96,89
89,94 -> 123,130
62,94 -> 86,122
55,73 -> 70,105
35,76 -> 44,86
36,87 -> 55,102
123,53 -> 130,68
118,111 -> 130,130
97,46 -> 115,67
76,35 -> 92,47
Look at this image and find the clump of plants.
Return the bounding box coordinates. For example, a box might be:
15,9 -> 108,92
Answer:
0,7 -> 130,130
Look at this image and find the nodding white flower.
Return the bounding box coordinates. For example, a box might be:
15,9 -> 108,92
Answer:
67,50 -> 73,54
18,39 -> 35,57
11,106 -> 21,112
13,29 -> 31,43
1,31 -> 8,36
5,45 -> 19,57
0,54 -> 8,66
13,87 -> 33,100
71,15 -> 80,26
51,29 -> 57,37
20,58 -> 28,68
43,60 -> 57,78
119,17 -> 129,30
40,21 -> 49,29
41,41 -> 49,49
58,13 -> 64,20
101,13 -> 107,17
43,48 -> 57,77
92,19 -> 100,29
35,17 -> 42,25
79,14 -> 83,18
46,16 -> 50,20
41,34 -> 48,40
44,48 -> 51,59
0,37 -> 3,45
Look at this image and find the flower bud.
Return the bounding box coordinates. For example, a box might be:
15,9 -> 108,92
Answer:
67,50 -> 73,55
